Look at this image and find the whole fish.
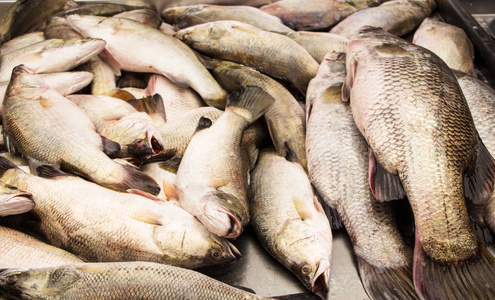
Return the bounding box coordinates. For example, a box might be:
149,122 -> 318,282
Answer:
250,148 -> 332,296
175,86 -> 275,238
209,60 -> 307,170
330,0 -> 436,39
114,8 -> 162,28
162,5 -> 294,33
66,14 -> 228,108
413,17 -> 476,77
0,0 -> 77,43
174,20 -> 319,95
285,31 -> 349,63
0,31 -> 45,56
306,52 -> 416,299
260,0 -> 380,31
0,226 -> 83,268
67,94 -> 164,158
3,66 -> 159,195
344,26 -> 495,299
0,38 -> 105,82
0,157 -> 240,269
0,262 -> 318,300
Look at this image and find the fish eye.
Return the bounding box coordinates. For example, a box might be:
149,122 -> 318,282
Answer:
211,249 -> 222,260
5,275 -> 17,285
301,264 -> 312,275
136,139 -> 144,147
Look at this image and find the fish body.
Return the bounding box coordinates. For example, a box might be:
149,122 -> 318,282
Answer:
114,8 -> 162,28
66,15 -> 228,108
0,31 -> 45,55
251,148 -> 332,295
330,0 -> 436,39
3,66 -> 159,195
162,4 -> 293,33
174,20 -> 319,95
175,86 -> 275,238
285,31 -> 348,63
413,17 -> 476,77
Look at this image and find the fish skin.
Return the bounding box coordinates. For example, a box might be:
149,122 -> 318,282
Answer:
344,26 -> 486,263
0,157 -> 240,269
162,4 -> 294,33
58,3 -> 146,17
3,66 -> 159,195
306,52 -> 416,299
67,94 -> 164,158
285,31 -> 349,63
209,59 -> 307,170
0,31 -> 45,56
0,38 -> 106,82
330,0 -> 436,39
260,0 -> 380,31
251,148 -> 332,295
0,226 -> 83,269
174,20 -> 319,95
175,86 -> 275,238
413,17 -> 476,77
66,14 -> 228,108
114,8 -> 162,28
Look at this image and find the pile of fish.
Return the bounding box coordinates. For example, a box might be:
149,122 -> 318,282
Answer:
0,0 -> 493,299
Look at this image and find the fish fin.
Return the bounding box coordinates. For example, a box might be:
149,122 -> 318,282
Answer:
293,196 -> 313,220
127,189 -> 165,203
232,286 -> 256,294
39,96 -> 56,109
163,73 -> 190,88
105,88 -> 136,101
195,116 -> 212,132
467,201 -> 494,245
266,118 -> 301,166
113,157 -> 142,168
76,263 -> 108,273
128,207 -> 163,225
36,165 -> 69,179
158,160 -> 179,174
127,93 -> 166,124
369,146 -> 406,201
341,57 -> 356,103
162,179 -> 178,200
230,23 -> 258,34
357,256 -> 418,300
464,137 -> 495,205
3,130 -> 16,154
313,185 -> 343,229
413,237 -> 495,299
121,165 -> 160,195
272,293 -> 321,300
242,141 -> 259,171
226,86 -> 275,124
99,49 -> 121,76
101,136 -> 121,157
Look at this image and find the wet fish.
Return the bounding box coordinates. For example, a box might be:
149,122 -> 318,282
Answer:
0,31 -> 45,56
0,0 -> 77,43
413,17 -> 476,77
209,59 -> 307,170
58,3 -> 146,17
0,38 -> 105,82
306,52 -> 417,299
344,26 -> 495,299
285,31 -> 349,63
330,0 -> 436,39
0,262 -> 319,299
174,20 -> 319,95
114,8 -> 162,28
67,94 -> 164,158
3,66 -> 159,195
0,225 -> 83,268
260,0 -> 380,31
175,86 -> 275,238
0,157 -> 240,269
251,148 -> 332,296
162,5 -> 294,33
66,14 -> 228,108
0,181 -> 34,217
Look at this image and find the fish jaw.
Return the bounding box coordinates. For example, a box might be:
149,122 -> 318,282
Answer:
0,194 -> 35,217
310,259 -> 331,294
200,204 -> 243,239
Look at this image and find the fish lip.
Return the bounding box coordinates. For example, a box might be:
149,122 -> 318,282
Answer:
310,260 -> 331,294
0,195 -> 35,217
223,211 -> 242,239
226,240 -> 242,260
150,135 -> 163,155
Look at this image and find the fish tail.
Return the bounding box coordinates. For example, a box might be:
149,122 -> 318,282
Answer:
226,85 -> 275,125
121,165 -> 160,196
413,237 -> 495,299
356,256 -> 418,300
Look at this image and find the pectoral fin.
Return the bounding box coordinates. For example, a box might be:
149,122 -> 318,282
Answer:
369,146 -> 405,201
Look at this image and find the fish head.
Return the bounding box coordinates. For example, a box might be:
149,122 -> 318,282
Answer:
37,38 -> 106,70
66,14 -> 120,38
174,22 -> 231,48
286,244 -> 331,294
0,183 -> 34,216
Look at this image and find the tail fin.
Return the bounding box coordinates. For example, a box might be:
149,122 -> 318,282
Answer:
226,86 -> 275,124
127,94 -> 166,126
120,165 -> 160,196
413,238 -> 495,299
357,256 -> 418,300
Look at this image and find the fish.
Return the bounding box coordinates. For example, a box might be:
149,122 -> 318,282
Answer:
0,31 -> 45,56
413,17 -> 476,77
44,15 -> 84,39
66,14 -> 228,108
141,160 -> 178,200
208,59 -> 307,170
3,65 -> 160,195
144,74 -> 205,123
330,0 -> 436,39
0,262 -> 320,299
159,22 -> 176,35
306,52 -> 417,299
0,226 -> 83,268
174,20 -> 319,95
285,31 -> 349,63
250,148 -> 332,296
0,0 -> 77,43
0,157 -> 240,269
127,93 -> 167,127
58,3 -> 146,17
175,86 -> 275,238
0,181 -> 34,217
158,0 -> 279,11
260,0 -> 380,31
114,8 -> 162,28
0,38 -> 106,82
343,26 -> 495,299
162,4 -> 294,33
67,94 -> 164,158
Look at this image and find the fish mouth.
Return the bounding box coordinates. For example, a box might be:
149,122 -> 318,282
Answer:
226,240 -> 242,260
223,211 -> 242,239
311,260 -> 331,294
150,135 -> 163,155
0,195 -> 35,217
